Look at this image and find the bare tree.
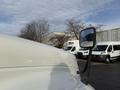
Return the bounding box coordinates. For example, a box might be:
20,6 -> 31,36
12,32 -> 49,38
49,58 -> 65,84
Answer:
19,19 -> 49,43
66,19 -> 85,40
49,34 -> 70,48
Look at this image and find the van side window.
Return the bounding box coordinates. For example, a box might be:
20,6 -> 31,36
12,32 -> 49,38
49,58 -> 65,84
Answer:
113,45 -> 120,50
108,45 -> 112,52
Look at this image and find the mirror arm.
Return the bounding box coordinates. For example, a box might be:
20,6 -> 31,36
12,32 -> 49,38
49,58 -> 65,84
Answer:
82,48 -> 92,73
80,48 -> 92,85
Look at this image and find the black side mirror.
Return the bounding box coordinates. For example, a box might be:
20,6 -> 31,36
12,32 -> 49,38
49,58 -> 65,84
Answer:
80,27 -> 96,48
79,27 -> 96,85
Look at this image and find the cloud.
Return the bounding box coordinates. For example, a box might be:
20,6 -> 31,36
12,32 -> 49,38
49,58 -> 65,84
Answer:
103,19 -> 120,30
0,0 -> 114,35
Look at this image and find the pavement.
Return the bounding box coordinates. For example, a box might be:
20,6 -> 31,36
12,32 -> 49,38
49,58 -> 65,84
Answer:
77,59 -> 120,90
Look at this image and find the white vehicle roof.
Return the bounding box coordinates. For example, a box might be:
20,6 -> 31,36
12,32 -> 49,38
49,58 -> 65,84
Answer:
64,40 -> 80,47
67,40 -> 79,43
96,41 -> 120,45
0,34 -> 77,68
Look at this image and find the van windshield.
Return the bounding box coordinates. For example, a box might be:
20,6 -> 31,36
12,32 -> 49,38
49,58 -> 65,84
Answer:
93,45 -> 108,51
64,46 -> 72,51
80,48 -> 88,50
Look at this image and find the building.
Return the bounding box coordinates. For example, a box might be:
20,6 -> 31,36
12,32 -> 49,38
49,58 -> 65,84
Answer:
96,28 -> 120,42
45,28 -> 120,47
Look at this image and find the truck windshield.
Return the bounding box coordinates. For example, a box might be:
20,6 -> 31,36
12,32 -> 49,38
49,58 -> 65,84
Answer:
93,45 -> 108,51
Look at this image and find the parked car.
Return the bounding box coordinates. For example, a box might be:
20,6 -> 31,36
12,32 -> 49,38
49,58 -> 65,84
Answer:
92,41 -> 120,63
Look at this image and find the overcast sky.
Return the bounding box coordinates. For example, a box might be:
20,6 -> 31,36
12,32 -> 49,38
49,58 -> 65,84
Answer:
0,0 -> 120,35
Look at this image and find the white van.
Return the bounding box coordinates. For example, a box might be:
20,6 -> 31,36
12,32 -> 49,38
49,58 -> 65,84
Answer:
77,48 -> 89,59
63,40 -> 80,55
0,35 -> 94,90
92,42 -> 120,63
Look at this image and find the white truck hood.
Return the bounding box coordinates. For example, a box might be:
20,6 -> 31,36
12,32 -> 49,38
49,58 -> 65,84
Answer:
0,35 -> 94,90
0,67 -> 94,90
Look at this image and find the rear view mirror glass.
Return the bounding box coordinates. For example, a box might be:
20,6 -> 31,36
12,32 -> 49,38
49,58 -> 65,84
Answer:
80,27 -> 96,48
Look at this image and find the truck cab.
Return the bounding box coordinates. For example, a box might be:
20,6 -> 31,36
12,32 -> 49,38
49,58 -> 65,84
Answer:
63,40 -> 80,55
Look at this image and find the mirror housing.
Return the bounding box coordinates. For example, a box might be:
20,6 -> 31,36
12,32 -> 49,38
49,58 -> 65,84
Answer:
80,27 -> 96,48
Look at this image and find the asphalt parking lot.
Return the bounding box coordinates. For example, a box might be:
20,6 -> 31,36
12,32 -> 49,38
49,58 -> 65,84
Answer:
77,59 -> 120,90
